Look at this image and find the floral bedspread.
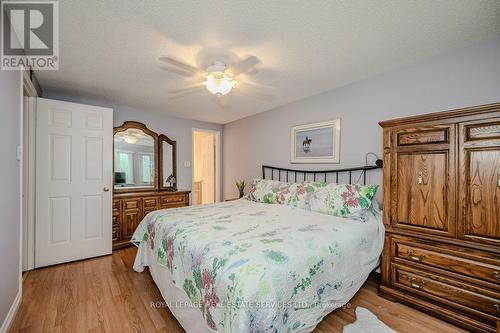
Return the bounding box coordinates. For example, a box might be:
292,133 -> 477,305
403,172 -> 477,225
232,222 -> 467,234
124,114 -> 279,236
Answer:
132,199 -> 384,333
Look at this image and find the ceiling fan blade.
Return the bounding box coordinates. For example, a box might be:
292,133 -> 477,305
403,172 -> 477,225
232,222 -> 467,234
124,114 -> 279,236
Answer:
160,66 -> 198,77
237,82 -> 275,101
229,55 -> 260,76
207,91 -> 232,110
169,82 -> 205,94
168,87 -> 204,100
159,56 -> 204,75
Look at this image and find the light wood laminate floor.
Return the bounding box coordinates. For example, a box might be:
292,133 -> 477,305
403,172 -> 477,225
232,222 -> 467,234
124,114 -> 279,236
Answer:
9,247 -> 466,333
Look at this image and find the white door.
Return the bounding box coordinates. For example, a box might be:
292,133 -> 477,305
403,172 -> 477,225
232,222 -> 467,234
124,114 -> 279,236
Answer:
35,98 -> 113,267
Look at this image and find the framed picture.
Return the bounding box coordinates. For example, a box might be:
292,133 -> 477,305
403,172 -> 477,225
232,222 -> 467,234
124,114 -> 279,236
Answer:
290,119 -> 341,163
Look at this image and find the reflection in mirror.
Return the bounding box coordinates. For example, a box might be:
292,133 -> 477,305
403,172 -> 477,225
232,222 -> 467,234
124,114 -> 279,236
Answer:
114,128 -> 155,189
162,143 -> 173,186
159,134 -> 177,191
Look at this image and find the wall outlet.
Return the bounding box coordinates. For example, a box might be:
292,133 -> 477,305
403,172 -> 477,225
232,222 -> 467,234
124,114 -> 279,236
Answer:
184,161 -> 191,168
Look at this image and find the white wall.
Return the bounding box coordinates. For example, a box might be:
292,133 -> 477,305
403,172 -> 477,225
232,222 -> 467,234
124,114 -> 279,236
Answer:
0,70 -> 22,327
40,93 -> 224,200
223,36 -> 500,201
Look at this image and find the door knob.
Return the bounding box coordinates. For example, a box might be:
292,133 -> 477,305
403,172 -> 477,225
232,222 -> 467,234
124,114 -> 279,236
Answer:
103,187 -> 110,192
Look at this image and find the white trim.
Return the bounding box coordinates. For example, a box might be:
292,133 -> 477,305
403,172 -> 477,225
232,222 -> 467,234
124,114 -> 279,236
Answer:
22,69 -> 38,97
290,118 -> 341,164
26,97 -> 37,270
22,71 -> 38,271
27,96 -> 36,269
18,70 -> 23,296
192,128 -> 222,203
0,291 -> 21,333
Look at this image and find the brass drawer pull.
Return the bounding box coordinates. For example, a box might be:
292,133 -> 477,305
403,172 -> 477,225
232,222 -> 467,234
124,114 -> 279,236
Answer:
494,304 -> 500,313
165,197 -> 183,203
410,282 -> 424,290
407,250 -> 425,262
407,276 -> 425,290
494,271 -> 500,282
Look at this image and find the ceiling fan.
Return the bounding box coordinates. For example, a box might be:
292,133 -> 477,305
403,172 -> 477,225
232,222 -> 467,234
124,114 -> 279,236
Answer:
159,55 -> 274,109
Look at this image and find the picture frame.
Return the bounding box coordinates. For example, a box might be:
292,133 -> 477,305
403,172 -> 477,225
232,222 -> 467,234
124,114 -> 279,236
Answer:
290,119 -> 341,163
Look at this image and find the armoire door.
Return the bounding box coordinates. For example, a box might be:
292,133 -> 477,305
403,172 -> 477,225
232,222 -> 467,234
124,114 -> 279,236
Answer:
391,125 -> 456,237
459,120 -> 500,246
35,98 -> 113,267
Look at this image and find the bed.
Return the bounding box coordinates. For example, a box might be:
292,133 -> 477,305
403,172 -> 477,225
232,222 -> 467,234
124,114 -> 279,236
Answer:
132,165 -> 384,333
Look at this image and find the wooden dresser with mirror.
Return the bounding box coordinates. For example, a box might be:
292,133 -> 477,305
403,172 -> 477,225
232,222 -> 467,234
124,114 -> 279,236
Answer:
113,121 -> 190,249
379,102 -> 500,333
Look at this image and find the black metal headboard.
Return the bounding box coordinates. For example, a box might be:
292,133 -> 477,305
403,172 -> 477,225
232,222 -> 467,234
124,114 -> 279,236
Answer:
262,162 -> 383,185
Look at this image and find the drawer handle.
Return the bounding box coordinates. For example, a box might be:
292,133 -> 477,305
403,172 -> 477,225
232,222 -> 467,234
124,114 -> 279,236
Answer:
408,277 -> 425,290
494,304 -> 500,313
410,282 -> 424,290
407,250 -> 425,262
494,271 -> 500,282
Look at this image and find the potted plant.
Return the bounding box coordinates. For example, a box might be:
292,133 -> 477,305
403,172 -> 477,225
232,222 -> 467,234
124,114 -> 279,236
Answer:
235,180 -> 246,198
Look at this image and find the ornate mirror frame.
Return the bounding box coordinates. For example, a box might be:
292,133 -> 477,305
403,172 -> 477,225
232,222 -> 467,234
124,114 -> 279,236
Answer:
158,134 -> 177,191
113,121 -> 159,193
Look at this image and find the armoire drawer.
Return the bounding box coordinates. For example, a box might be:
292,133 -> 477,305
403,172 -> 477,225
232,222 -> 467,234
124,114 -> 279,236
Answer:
392,263 -> 500,320
160,194 -> 185,206
464,121 -> 500,141
392,236 -> 500,287
396,127 -> 449,146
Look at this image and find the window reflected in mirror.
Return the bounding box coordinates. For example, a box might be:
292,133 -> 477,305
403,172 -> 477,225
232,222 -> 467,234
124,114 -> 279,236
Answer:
162,143 -> 173,185
159,134 -> 177,190
114,128 -> 155,189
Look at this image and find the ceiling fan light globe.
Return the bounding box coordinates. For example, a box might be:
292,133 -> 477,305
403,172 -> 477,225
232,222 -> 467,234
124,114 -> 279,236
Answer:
205,72 -> 235,95
123,135 -> 137,144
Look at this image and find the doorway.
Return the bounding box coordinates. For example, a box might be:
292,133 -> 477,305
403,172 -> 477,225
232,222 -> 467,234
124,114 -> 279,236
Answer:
192,129 -> 221,205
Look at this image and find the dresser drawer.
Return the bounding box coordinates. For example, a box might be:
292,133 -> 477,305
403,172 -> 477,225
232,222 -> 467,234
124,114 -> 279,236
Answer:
160,194 -> 186,206
123,198 -> 141,210
112,199 -> 121,213
392,236 -> 500,287
112,214 -> 120,228
143,197 -> 158,208
392,263 -> 500,320
112,227 -> 120,241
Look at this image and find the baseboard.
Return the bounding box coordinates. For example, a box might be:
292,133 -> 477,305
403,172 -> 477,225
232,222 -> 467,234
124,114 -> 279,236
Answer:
0,291 -> 21,333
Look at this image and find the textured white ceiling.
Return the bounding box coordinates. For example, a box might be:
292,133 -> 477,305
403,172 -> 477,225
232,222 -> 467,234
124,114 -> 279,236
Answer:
36,0 -> 500,124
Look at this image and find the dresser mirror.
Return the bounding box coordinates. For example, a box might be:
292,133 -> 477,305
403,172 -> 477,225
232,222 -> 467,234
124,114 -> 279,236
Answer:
113,122 -> 158,192
159,134 -> 177,191
112,122 -> 188,250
